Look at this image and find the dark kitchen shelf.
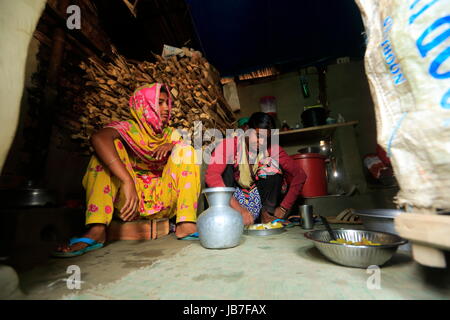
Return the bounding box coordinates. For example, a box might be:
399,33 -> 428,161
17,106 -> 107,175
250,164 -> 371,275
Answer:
278,121 -> 359,146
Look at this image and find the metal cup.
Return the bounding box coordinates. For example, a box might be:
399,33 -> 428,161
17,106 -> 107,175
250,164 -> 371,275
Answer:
300,205 -> 314,230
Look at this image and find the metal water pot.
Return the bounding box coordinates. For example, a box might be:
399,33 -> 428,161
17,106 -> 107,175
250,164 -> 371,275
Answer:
197,187 -> 244,249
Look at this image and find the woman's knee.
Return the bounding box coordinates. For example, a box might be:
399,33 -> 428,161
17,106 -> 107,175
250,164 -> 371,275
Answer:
170,144 -> 199,165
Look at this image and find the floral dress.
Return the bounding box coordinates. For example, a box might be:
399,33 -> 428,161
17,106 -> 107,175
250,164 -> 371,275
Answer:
82,83 -> 200,226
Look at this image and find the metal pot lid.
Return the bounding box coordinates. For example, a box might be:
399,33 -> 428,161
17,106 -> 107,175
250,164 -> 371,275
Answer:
354,209 -> 405,219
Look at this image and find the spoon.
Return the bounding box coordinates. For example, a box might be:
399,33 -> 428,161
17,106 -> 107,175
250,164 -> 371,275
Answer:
319,215 -> 337,241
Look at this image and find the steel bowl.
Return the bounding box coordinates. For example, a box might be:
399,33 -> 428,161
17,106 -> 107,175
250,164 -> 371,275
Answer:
304,229 -> 408,268
354,209 -> 411,252
355,209 -> 403,233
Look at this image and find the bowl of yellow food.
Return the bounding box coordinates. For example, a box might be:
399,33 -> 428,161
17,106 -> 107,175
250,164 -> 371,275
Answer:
244,221 -> 285,236
304,229 -> 408,268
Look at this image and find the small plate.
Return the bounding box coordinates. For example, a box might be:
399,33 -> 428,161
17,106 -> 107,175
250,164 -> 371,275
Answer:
244,226 -> 286,236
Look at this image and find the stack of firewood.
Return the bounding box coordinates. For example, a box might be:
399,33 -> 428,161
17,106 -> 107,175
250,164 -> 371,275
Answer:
65,48 -> 235,151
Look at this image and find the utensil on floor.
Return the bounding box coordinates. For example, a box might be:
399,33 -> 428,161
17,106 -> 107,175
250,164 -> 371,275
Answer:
300,205 -> 314,229
320,215 -> 337,241
197,187 -> 243,249
244,226 -> 286,236
354,209 -> 411,251
304,229 -> 408,268
354,209 -> 403,232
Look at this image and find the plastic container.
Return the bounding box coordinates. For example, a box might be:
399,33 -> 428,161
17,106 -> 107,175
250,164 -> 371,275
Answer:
292,153 -> 327,197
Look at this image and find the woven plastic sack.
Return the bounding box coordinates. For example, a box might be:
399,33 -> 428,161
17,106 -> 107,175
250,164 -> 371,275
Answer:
355,0 -> 450,209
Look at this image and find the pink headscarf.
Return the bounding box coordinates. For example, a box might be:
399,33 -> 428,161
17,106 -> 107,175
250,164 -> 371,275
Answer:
106,83 -> 176,163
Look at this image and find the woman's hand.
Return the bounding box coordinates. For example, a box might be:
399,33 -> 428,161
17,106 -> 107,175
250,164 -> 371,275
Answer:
274,206 -> 288,219
152,143 -> 174,160
230,196 -> 253,225
119,179 -> 140,221
241,209 -> 254,226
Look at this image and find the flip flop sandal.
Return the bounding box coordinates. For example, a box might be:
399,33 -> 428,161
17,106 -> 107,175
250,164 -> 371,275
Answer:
51,237 -> 104,258
325,208 -> 362,225
262,211 -> 295,228
287,215 -> 301,226
272,219 -> 295,228
178,232 -> 199,240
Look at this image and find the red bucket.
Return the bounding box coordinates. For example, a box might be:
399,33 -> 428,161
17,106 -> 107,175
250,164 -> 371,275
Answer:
291,153 -> 327,197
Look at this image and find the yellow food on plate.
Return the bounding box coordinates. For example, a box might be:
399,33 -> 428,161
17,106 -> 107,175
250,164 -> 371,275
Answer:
329,237 -> 381,246
246,221 -> 284,230
270,221 -> 283,229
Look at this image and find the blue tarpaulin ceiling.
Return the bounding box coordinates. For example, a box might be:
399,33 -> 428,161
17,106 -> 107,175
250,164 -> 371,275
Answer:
185,0 -> 366,77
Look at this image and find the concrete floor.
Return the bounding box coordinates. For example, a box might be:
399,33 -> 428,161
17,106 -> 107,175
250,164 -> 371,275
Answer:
10,224 -> 450,300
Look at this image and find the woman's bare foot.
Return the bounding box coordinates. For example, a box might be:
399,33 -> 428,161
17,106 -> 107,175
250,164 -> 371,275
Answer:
55,224 -> 106,253
175,222 -> 197,238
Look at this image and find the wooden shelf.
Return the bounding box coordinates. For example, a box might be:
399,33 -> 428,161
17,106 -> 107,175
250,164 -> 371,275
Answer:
277,121 -> 359,146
